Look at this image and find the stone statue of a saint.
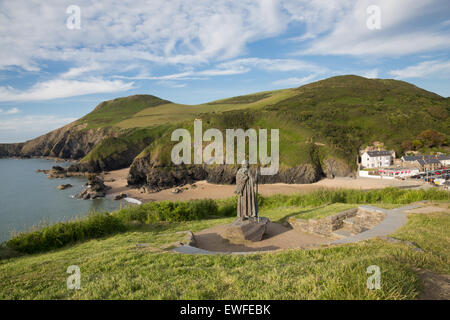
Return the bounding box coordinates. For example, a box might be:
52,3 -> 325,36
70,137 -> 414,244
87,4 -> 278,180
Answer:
234,160 -> 258,220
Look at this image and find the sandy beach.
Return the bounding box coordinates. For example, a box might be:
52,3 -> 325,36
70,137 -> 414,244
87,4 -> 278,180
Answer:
103,168 -> 425,203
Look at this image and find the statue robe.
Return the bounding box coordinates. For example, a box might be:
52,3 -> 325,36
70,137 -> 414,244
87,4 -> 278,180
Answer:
235,168 -> 257,219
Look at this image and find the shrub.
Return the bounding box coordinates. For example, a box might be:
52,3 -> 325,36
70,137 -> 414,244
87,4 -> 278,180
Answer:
6,212 -> 126,254
116,199 -> 220,223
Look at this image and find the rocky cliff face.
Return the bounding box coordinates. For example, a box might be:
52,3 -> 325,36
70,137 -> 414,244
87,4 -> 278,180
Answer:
0,123 -> 110,160
127,155 -> 323,191
68,147 -> 142,173
0,143 -> 25,157
322,158 -> 353,178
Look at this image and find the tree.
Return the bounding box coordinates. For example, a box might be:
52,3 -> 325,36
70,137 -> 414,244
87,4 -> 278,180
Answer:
401,141 -> 413,152
416,129 -> 446,148
412,140 -> 423,150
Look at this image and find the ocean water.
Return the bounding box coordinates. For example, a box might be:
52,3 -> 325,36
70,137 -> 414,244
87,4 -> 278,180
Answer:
0,158 -> 122,243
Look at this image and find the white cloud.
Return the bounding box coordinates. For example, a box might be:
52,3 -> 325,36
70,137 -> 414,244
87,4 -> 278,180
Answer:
389,60 -> 450,79
0,0 -> 448,74
358,69 -> 378,79
111,58 -> 325,91
0,107 -> 21,114
287,0 -> 450,57
216,58 -> 326,73
119,58 -> 325,82
0,78 -> 134,102
272,74 -> 318,87
5,107 -> 20,114
0,115 -> 78,143
0,0 -> 448,104
0,0 -> 289,72
60,63 -> 103,79
156,81 -> 186,88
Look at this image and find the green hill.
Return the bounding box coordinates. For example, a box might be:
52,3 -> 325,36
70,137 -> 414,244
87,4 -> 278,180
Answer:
1,75 -> 448,189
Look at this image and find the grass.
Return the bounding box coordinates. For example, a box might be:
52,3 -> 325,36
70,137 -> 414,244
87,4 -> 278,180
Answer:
115,89 -> 294,129
5,188 -> 449,255
248,203 -> 405,223
391,210 -> 450,274
1,201 -> 448,299
0,188 -> 448,299
78,95 -> 170,129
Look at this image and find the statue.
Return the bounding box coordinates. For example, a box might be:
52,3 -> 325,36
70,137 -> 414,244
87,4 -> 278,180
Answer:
234,160 -> 258,220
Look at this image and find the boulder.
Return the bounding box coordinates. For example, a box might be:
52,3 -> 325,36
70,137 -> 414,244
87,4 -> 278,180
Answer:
114,193 -> 127,200
139,186 -> 150,193
222,217 -> 269,243
74,175 -> 109,200
47,166 -> 67,179
57,184 -> 72,190
172,187 -> 182,194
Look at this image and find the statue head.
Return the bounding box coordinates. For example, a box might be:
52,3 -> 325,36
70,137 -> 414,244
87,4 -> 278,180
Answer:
241,159 -> 249,169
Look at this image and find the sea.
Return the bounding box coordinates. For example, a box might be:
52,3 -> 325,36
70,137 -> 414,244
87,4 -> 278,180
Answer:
0,158 -> 122,243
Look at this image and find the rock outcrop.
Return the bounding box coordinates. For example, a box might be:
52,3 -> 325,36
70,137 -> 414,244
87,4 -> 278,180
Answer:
57,184 -> 73,190
47,166 -> 67,179
322,158 -> 353,178
75,175 -> 111,200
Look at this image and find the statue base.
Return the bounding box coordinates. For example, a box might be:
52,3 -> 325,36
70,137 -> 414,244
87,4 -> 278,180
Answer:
222,217 -> 270,243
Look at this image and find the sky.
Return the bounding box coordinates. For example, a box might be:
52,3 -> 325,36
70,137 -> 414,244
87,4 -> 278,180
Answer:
0,0 -> 449,143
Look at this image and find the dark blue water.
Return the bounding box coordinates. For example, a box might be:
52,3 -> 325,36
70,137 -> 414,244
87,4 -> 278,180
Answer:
0,158 -> 122,242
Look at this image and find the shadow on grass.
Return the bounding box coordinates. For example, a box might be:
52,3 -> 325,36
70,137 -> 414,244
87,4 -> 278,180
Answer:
126,215 -> 235,234
0,246 -> 23,260
274,204 -> 330,223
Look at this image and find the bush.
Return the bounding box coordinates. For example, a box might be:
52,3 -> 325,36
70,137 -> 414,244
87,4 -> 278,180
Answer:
116,199 -> 219,223
6,212 -> 126,254
258,188 -> 449,208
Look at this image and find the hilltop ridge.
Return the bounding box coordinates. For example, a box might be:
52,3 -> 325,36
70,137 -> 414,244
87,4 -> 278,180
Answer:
1,75 -> 448,189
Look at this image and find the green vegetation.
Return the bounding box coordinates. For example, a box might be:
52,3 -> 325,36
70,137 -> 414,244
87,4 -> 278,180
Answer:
6,212 -> 126,254
73,75 -> 449,173
81,125 -> 172,168
392,210 -> 450,274
5,188 -> 449,255
0,196 -> 448,299
206,91 -> 274,105
79,94 -> 170,129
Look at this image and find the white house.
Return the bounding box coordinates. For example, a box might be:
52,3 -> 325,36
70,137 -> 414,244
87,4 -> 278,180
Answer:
361,150 -> 394,168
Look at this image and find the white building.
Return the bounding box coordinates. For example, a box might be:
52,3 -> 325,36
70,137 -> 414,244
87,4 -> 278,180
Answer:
361,150 -> 394,168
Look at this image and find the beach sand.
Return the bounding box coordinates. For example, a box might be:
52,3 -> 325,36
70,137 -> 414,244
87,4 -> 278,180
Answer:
103,168 -> 425,203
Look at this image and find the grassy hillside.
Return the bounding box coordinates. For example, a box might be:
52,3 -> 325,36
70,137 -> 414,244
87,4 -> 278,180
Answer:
64,75 -> 448,174
1,189 -> 449,299
78,94 -> 171,129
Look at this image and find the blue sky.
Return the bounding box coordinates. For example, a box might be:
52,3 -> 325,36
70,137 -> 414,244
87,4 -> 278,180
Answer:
0,0 -> 449,142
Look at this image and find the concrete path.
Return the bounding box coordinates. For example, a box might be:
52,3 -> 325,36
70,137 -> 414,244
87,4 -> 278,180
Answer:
331,204 -> 420,245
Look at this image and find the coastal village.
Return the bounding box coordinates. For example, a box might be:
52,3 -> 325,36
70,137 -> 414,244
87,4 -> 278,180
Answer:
359,141 -> 450,189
